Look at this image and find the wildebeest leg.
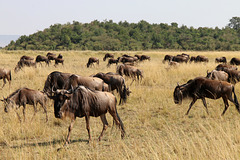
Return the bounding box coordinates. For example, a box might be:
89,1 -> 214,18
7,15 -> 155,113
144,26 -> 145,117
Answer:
2,78 -> 6,88
42,104 -> 48,122
85,116 -> 91,142
65,118 -> 75,145
31,103 -> 37,122
201,98 -> 209,114
130,79 -> 136,86
221,96 -> 229,116
14,110 -> 22,122
22,104 -> 26,122
109,110 -> 125,138
186,97 -> 197,115
98,114 -> 108,141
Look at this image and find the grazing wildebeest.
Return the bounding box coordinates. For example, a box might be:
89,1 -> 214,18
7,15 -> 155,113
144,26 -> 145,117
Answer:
140,55 -> 150,61
35,55 -> 49,66
215,64 -> 237,71
230,57 -> 240,65
87,57 -> 99,68
47,53 -> 57,62
116,64 -> 143,84
49,86 -> 125,145
2,88 -> 48,122
14,59 -> 36,72
168,61 -> 180,67
93,72 -> 131,105
63,74 -> 108,92
0,68 -> 11,89
195,55 -> 209,62
43,71 -> 72,96
221,69 -> 240,84
118,57 -> 137,64
20,55 -> 34,61
206,70 -> 228,81
46,52 -> 56,57
215,57 -> 227,63
189,56 -> 196,63
172,55 -> 188,63
103,53 -> 114,61
173,77 -> 240,115
107,58 -> 119,67
162,55 -> 174,63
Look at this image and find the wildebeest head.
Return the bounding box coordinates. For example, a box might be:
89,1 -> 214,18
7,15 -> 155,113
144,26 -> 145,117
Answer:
1,97 -> 15,113
50,88 -> 72,119
173,84 -> 183,105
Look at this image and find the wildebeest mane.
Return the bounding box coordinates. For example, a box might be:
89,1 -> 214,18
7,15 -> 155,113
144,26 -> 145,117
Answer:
7,88 -> 22,99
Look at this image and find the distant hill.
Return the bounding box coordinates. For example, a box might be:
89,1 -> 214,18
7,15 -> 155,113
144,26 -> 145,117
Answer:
3,20 -> 240,51
0,35 -> 21,47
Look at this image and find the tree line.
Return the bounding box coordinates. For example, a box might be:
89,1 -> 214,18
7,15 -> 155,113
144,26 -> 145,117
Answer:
4,17 -> 240,51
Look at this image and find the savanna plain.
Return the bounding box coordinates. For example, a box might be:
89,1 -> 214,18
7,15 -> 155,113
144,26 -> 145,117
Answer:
0,50 -> 240,159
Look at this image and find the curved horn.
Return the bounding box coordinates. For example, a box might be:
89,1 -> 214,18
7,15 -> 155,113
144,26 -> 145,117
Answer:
52,86 -> 56,93
177,82 -> 180,87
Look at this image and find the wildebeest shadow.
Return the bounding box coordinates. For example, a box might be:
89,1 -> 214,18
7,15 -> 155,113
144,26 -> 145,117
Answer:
0,138 -> 89,149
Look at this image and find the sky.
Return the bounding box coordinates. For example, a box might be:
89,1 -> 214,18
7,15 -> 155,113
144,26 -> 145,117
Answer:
0,0 -> 239,35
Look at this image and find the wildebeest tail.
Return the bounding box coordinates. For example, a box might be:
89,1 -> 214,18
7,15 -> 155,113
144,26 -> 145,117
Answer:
232,86 -> 240,113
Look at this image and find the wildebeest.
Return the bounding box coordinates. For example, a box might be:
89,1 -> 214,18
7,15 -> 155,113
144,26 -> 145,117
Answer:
118,57 -> 137,64
87,57 -> 99,68
137,55 -> 151,61
20,55 -> 34,61
54,58 -> 64,66
46,53 -> 57,62
43,71 -> 72,96
93,72 -> 131,105
215,57 -> 227,63
172,55 -> 188,63
63,74 -> 109,92
173,77 -> 240,115
206,70 -> 228,81
35,55 -> 49,66
195,55 -> 209,63
107,58 -> 119,67
103,53 -> 114,61
116,64 -> 143,84
215,64 -> 237,71
189,56 -> 196,63
57,54 -> 63,59
0,68 -> 11,89
230,57 -> 240,65
168,61 -> 180,67
14,59 -> 36,72
46,52 -> 56,57
2,88 -> 48,122
222,69 -> 240,84
162,55 -> 174,63
49,86 -> 125,144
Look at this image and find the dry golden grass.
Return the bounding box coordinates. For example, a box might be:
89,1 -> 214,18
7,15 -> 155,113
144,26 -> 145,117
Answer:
0,50 -> 240,159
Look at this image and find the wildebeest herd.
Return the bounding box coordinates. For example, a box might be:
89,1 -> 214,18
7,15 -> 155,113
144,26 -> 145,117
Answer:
170,53 -> 240,115
3,51 -> 240,148
0,52 -> 147,146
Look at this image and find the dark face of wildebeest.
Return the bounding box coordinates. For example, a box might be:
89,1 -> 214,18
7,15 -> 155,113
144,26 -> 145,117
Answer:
173,84 -> 183,105
51,89 -> 71,119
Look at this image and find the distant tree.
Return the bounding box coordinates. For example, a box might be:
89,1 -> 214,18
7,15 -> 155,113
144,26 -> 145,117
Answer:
228,17 -> 240,30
